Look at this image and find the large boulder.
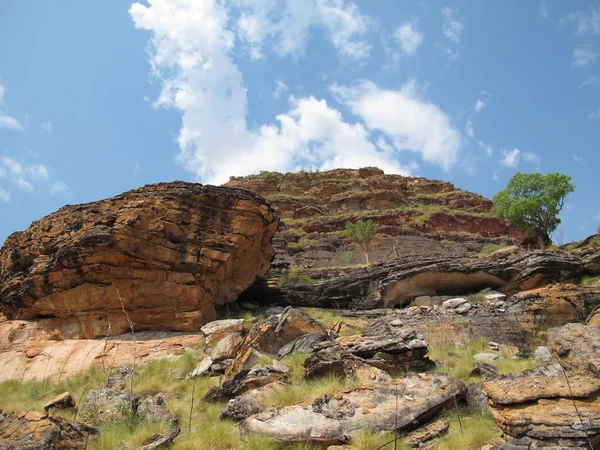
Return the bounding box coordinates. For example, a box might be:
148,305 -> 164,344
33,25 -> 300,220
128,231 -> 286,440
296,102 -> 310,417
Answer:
221,380 -> 287,421
0,411 -> 97,450
204,366 -> 288,402
78,388 -> 138,426
548,323 -> 600,376
482,375 -> 600,449
239,374 -> 466,445
0,182 -> 278,338
225,307 -> 324,376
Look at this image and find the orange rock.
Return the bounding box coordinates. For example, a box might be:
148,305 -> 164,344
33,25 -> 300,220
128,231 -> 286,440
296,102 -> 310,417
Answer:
0,182 -> 278,338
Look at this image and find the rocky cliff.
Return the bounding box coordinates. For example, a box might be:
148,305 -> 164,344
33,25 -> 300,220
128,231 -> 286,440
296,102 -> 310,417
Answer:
225,167 -> 522,268
0,182 -> 278,338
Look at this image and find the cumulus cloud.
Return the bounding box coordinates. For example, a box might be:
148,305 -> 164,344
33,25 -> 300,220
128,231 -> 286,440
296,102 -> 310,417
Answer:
523,151 -> 541,164
130,0 -> 459,185
573,45 -> 597,67
475,99 -> 485,112
273,79 -> 288,99
499,149 -> 540,167
233,0 -> 372,60
41,120 -> 52,136
500,148 -> 520,167
561,6 -> 600,35
394,22 -> 423,56
331,81 -> 462,171
441,6 -> 464,44
0,186 -> 10,202
0,155 -> 69,196
465,118 -> 474,138
0,84 -> 23,132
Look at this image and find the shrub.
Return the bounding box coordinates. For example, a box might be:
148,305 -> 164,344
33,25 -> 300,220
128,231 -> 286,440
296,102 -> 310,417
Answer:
478,243 -> 507,255
278,268 -> 316,287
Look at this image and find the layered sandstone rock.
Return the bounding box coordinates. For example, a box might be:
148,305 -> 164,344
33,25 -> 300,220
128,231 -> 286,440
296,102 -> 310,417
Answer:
225,168 -> 521,268
482,323 -> 600,448
248,250 -> 598,311
482,375 -> 600,449
0,182 -> 278,338
239,374 -> 466,445
0,317 -> 202,382
0,410 -> 97,450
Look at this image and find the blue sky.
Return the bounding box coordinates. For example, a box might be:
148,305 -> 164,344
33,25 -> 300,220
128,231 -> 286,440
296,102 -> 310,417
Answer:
0,0 -> 598,245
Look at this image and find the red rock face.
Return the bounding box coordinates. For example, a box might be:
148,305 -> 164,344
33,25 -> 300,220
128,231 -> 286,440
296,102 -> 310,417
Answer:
227,168 -> 522,267
0,182 -> 278,338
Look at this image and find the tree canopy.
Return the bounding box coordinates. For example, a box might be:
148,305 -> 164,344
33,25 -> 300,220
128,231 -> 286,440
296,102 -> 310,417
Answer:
343,219 -> 378,265
492,172 -> 575,243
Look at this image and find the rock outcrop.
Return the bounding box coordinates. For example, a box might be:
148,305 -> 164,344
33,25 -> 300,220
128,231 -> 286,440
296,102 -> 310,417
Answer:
239,374 -> 466,445
225,307 -> 324,376
0,182 -> 278,338
0,315 -> 204,382
225,168 -> 522,268
247,249 -> 599,311
0,410 -> 97,450
483,323 -> 600,448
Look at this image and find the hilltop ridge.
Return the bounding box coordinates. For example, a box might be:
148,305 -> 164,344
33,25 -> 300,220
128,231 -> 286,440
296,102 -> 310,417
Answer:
226,167 -> 522,268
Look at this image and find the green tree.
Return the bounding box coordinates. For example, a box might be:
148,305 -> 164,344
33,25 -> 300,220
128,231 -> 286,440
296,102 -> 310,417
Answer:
343,219 -> 379,265
492,172 -> 575,244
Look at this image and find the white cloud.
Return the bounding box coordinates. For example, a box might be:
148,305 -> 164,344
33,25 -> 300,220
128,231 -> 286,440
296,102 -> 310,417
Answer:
573,45 -> 597,67
523,151 -> 541,164
0,186 -> 10,202
232,0 -> 372,60
475,99 -> 485,112
49,180 -> 71,195
580,76 -> 600,91
540,0 -> 549,19
273,79 -> 288,99
0,155 -> 68,196
492,170 -> 499,181
441,6 -> 464,44
0,84 -> 23,132
41,121 -> 52,136
465,118 -> 474,138
590,109 -> 600,120
133,162 -> 140,175
394,22 -> 423,56
499,149 -> 540,167
562,6 -> 600,35
500,148 -> 520,167
572,154 -> 584,163
596,210 -> 600,222
129,0 -> 411,185
331,80 -> 462,171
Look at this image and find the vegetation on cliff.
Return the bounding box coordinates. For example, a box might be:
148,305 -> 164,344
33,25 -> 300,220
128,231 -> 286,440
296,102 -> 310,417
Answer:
492,172 -> 575,244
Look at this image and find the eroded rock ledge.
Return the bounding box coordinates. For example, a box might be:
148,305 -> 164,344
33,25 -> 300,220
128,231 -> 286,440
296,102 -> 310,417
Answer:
0,182 -> 278,338
247,247 -> 600,309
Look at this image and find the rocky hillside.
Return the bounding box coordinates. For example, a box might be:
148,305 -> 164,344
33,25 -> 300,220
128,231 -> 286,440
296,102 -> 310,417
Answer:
225,167 -> 522,268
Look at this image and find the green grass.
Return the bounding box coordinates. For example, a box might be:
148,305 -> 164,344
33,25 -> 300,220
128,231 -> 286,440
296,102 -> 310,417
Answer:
349,429 -> 410,450
302,307 -> 362,337
581,275 -> 600,286
288,236 -> 319,251
432,410 -> 501,450
277,268 -> 316,287
262,374 -> 359,408
427,338 -> 538,385
91,420 -> 171,450
478,243 -> 508,255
